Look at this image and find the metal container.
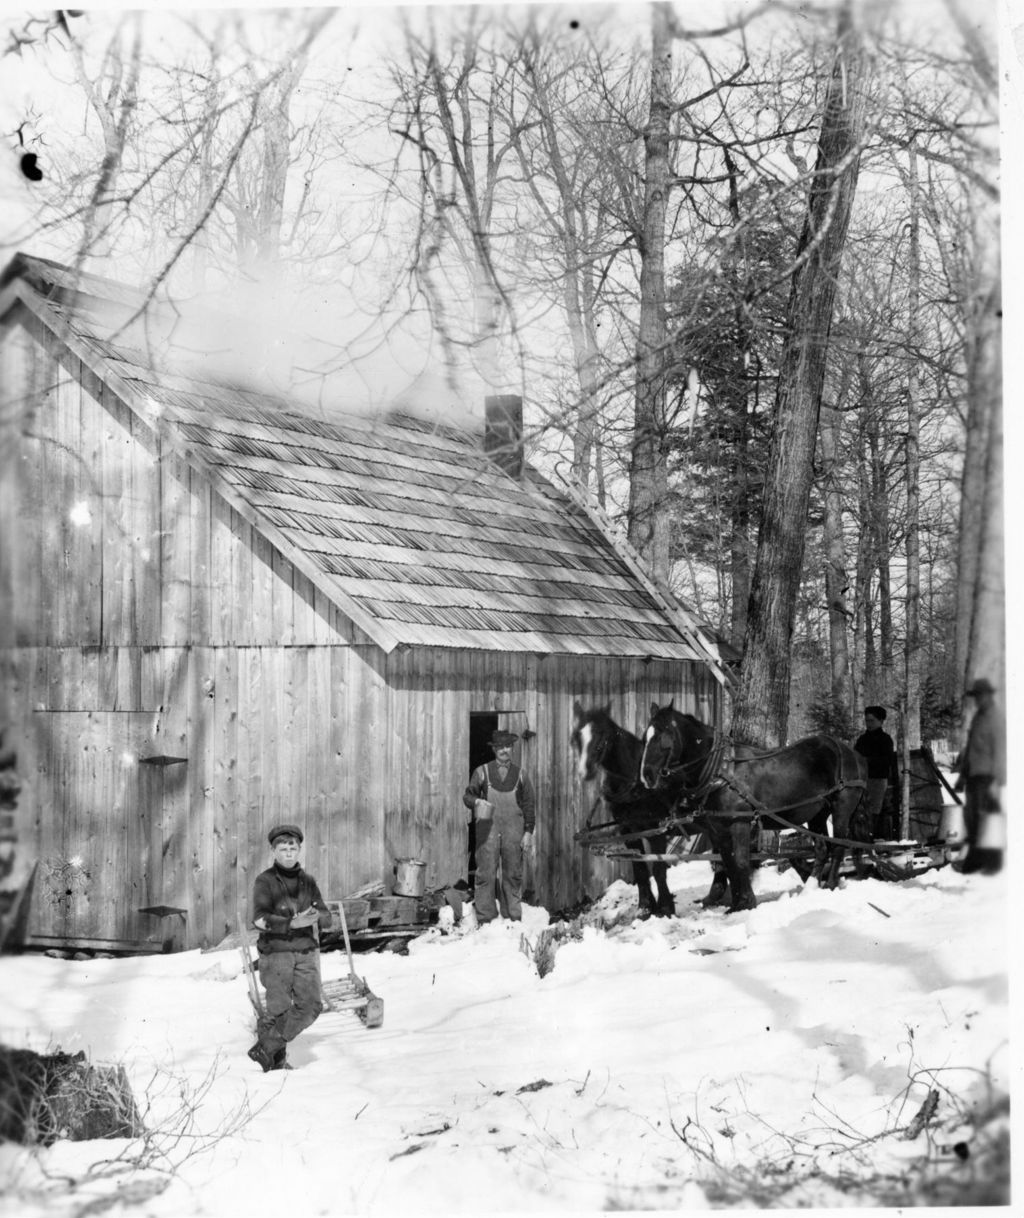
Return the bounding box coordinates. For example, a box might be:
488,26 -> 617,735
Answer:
392,858 -> 427,897
475,799 -> 494,822
940,802 -> 965,845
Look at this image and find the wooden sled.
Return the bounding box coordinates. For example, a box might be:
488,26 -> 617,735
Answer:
236,909 -> 266,1021
321,898 -> 384,1028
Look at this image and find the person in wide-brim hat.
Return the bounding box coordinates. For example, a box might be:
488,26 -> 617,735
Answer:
463,729 -> 537,924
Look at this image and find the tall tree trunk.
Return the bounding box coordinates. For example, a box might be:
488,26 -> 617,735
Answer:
873,431 -> 894,684
732,0 -> 868,746
725,149 -> 754,649
903,144 -> 923,759
627,1 -> 672,579
956,268 -> 1003,691
820,404 -> 852,709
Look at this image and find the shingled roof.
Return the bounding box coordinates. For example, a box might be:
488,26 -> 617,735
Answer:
0,252 -> 727,676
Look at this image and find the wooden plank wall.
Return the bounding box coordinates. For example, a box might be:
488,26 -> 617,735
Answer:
10,641 -> 392,948
1,322 -> 390,947
1,319 -> 723,947
382,648 -> 721,914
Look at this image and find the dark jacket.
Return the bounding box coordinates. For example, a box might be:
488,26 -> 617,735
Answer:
854,728 -> 898,783
463,761 -> 536,832
252,862 -> 331,954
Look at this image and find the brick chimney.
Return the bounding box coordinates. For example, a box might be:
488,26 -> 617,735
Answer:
484,394 -> 524,479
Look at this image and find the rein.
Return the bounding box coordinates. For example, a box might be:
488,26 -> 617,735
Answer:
649,723 -> 868,829
650,726 -> 726,797
581,723 -> 667,830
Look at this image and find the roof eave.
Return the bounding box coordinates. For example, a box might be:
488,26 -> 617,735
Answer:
2,279 -> 405,655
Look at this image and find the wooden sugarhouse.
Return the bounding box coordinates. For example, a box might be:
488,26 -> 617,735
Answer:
0,253 -> 727,951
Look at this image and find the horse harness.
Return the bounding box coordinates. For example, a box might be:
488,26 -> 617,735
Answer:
662,729 -> 867,845
582,723 -> 868,852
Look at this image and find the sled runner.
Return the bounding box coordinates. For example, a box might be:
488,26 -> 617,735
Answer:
320,898 -> 384,1028
236,909 -> 266,1020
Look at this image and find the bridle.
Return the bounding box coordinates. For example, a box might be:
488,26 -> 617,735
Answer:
643,719 -> 727,802
584,723 -> 638,790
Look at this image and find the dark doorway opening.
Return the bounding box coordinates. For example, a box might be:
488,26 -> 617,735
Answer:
467,713 -> 499,891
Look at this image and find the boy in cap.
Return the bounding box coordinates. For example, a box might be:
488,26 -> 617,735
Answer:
954,678 -> 1005,874
247,824 -> 332,1071
463,729 -> 536,923
854,706 -> 899,838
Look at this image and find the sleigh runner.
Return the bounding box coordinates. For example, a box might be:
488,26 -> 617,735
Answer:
575,816 -> 955,882
319,898 -> 384,1027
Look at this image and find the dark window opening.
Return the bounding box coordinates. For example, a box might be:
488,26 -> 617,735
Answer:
467,713 -> 499,889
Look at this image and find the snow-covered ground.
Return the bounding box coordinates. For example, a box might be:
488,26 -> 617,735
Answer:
0,836 -> 1010,1215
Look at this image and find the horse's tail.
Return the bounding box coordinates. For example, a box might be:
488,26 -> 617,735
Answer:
819,735 -> 871,842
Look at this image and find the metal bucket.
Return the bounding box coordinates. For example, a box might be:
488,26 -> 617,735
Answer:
475,799 -> 494,822
940,802 -> 965,845
393,858 -> 426,897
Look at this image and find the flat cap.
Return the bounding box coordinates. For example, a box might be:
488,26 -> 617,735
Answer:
268,823 -> 304,846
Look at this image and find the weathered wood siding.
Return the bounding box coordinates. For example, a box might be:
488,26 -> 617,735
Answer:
1,314 -> 720,950
382,648 -> 720,914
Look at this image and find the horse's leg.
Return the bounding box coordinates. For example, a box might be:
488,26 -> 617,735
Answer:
627,840 -> 656,917
824,786 -> 870,888
649,836 -> 675,916
694,828 -> 730,906
726,819 -> 757,912
789,809 -> 828,884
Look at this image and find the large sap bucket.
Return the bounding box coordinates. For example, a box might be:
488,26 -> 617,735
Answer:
393,858 -> 427,897
940,802 -> 965,845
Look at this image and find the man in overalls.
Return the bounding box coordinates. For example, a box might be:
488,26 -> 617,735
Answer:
463,730 -> 536,923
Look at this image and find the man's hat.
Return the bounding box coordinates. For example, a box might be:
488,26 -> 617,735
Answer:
489,729 -> 519,748
268,823 -> 304,846
863,705 -> 886,721
965,677 -> 996,696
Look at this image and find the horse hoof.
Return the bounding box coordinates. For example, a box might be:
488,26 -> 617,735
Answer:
728,898 -> 757,913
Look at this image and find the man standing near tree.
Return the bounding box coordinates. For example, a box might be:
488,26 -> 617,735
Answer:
854,707 -> 899,838
954,679 -> 1005,875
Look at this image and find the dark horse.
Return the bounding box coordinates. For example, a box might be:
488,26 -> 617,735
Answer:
571,702 -> 676,917
640,702 -> 869,912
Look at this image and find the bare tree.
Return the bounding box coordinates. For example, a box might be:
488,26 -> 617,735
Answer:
69,17 -> 143,264
387,10 -> 528,396
733,0 -> 870,747
626,2 -> 675,578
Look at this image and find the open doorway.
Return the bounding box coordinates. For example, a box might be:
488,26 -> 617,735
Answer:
467,713 -> 499,891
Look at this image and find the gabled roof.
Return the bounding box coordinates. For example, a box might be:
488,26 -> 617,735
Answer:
0,252 -> 727,676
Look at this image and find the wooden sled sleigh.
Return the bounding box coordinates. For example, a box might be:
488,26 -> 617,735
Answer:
320,899 -> 384,1028
237,901 -> 383,1030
